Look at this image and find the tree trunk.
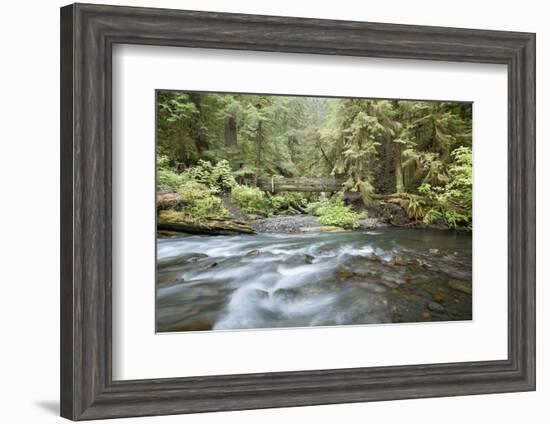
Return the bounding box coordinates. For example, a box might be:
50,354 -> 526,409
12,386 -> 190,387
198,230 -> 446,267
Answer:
384,134 -> 392,191
254,120 -> 263,186
224,116 -> 237,147
188,93 -> 208,153
395,141 -> 404,193
158,217 -> 256,236
317,141 -> 334,169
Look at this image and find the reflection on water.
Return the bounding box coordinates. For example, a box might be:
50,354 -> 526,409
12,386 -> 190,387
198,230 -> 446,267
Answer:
156,228 -> 472,332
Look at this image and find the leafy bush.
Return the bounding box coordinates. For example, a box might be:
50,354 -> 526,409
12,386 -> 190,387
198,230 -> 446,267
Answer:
157,158 -> 238,193
187,159 -> 237,192
406,196 -> 427,221
306,196 -> 358,229
157,168 -> 186,191
157,154 -> 171,169
270,192 -> 309,214
156,158 -> 234,222
317,205 -> 359,229
356,180 -> 375,207
305,197 -> 333,216
231,185 -> 271,214
177,180 -> 212,202
156,162 -> 230,222
418,146 -> 472,230
159,189 -> 229,223
188,196 -> 228,220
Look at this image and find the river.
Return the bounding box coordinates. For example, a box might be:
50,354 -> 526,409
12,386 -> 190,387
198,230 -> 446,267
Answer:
156,226 -> 472,332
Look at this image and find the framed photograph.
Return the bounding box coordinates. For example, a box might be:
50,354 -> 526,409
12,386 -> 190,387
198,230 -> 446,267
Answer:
60,3 -> 535,420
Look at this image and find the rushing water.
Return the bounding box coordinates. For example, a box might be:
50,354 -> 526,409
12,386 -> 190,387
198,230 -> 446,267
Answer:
156,227 -> 472,332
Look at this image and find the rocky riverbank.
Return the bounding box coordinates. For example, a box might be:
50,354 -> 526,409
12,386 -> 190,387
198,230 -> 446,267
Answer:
250,215 -> 387,234
157,189 -> 464,237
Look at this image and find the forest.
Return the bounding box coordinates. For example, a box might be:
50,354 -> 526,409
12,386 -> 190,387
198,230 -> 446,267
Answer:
155,91 -> 473,332
156,91 -> 472,232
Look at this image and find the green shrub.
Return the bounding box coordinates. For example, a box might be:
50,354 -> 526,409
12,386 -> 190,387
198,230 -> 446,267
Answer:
305,197 -> 334,216
317,205 -> 359,229
406,196 -> 426,221
177,180 -> 212,202
231,185 -> 271,214
159,190 -> 229,223
305,196 -> 359,229
157,168 -> 185,191
157,154 -> 171,169
418,146 -> 472,230
157,158 -> 238,193
356,179 -> 375,207
188,196 -> 228,220
270,192 -> 309,214
176,180 -> 228,221
187,159 -> 236,192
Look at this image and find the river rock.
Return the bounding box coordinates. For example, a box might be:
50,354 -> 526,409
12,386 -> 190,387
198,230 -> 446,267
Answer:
193,285 -> 221,297
429,248 -> 439,254
319,225 -> 346,232
159,253 -> 209,268
361,251 -> 380,262
392,255 -> 407,266
427,301 -> 445,312
156,275 -> 185,288
304,254 -> 315,264
448,279 -> 472,294
246,249 -> 260,257
379,280 -> 399,289
189,260 -> 218,273
413,258 -> 430,269
251,215 -> 321,233
335,268 -> 359,281
432,291 -> 448,303
273,288 -> 300,301
252,289 -> 269,299
360,282 -> 387,293
187,253 -> 209,262
357,218 -> 387,229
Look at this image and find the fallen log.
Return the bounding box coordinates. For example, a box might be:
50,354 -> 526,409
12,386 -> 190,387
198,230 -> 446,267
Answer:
156,192 -> 185,211
371,193 -> 424,201
257,177 -> 345,193
157,218 -> 256,236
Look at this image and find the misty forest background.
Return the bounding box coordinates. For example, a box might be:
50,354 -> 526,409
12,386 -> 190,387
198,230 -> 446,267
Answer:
156,91 -> 473,232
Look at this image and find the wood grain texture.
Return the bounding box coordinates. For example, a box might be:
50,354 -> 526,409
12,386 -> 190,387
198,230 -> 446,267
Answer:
256,177 -> 346,192
60,3 -> 536,420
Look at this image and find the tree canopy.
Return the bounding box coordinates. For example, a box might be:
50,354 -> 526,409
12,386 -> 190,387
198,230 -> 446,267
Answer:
157,91 -> 472,229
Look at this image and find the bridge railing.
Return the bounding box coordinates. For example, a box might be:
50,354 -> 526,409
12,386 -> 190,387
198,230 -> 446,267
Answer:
256,177 -> 346,193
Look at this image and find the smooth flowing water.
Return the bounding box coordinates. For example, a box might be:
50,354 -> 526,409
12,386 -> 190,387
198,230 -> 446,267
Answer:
156,227 -> 472,332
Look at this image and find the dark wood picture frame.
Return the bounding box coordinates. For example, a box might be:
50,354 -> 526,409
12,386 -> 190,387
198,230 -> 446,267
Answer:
60,3 -> 536,420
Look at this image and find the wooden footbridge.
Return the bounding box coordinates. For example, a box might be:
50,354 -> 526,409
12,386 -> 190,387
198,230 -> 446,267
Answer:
256,177 -> 346,193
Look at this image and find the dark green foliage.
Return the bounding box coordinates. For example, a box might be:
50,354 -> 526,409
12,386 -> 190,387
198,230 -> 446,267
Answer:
306,196 -> 359,229
157,90 -> 472,230
185,159 -> 236,192
317,205 -> 359,229
231,185 -> 271,214
418,147 -> 472,229
231,185 -> 312,216
156,158 -> 230,222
